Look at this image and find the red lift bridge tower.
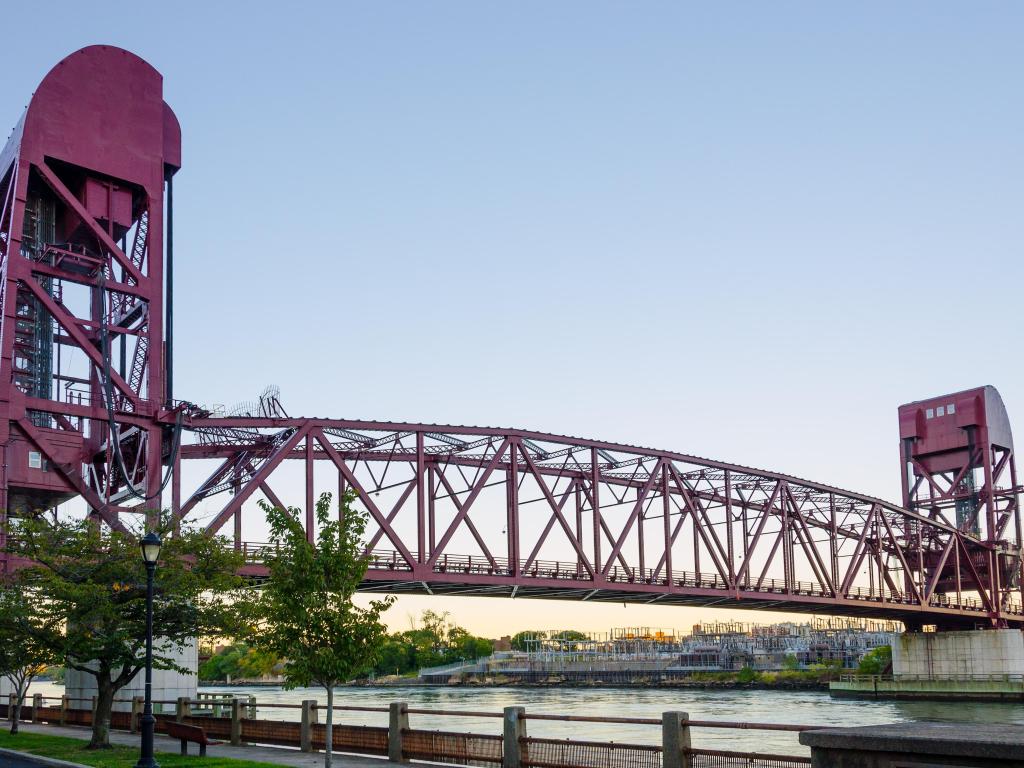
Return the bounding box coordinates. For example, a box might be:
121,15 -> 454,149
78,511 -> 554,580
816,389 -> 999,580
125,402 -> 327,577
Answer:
0,47 -> 177,533
0,47 -> 1021,633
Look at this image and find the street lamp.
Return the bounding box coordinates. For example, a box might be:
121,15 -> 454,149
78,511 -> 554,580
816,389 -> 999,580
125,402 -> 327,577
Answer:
136,532 -> 162,768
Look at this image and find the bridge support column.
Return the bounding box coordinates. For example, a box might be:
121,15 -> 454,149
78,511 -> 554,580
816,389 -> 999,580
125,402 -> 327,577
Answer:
893,629 -> 1024,678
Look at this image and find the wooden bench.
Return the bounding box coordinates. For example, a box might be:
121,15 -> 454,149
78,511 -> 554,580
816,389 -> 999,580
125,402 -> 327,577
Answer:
165,721 -> 221,756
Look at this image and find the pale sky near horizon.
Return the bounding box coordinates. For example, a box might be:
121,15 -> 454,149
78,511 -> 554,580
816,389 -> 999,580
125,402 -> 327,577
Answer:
1,2 -> 1021,636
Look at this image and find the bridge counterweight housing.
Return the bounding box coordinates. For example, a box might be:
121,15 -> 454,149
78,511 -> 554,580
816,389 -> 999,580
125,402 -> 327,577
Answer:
899,386 -> 1023,622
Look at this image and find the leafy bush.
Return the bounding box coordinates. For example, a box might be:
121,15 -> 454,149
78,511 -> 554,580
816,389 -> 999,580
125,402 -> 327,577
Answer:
857,646 -> 891,675
371,610 -> 495,676
737,665 -> 757,683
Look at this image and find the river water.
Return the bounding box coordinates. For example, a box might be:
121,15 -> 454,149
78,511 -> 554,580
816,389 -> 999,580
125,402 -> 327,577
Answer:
29,680 -> 1024,756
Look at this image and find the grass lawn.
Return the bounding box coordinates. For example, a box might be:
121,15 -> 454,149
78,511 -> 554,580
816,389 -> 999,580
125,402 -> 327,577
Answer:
0,729 -> 284,768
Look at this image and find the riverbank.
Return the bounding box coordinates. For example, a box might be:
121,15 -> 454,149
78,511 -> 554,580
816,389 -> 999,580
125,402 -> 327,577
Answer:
349,668 -> 837,690
200,672 -> 833,691
201,671 -> 839,688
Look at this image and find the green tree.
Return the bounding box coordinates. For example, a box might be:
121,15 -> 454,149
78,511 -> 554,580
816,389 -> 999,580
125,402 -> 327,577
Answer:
550,630 -> 588,651
374,636 -> 416,676
453,633 -> 493,661
199,644 -> 280,682
857,645 -> 892,675
246,491 -> 393,768
7,514 -> 245,749
511,630 -> 546,651
782,653 -> 800,670
370,610 -> 495,678
0,583 -> 56,734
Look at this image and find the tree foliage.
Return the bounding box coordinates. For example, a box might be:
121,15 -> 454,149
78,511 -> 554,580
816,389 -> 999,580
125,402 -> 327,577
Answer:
7,514 -> 245,748
510,630 -> 547,651
199,643 -> 279,682
857,645 -> 892,675
0,583 -> 56,734
373,610 -> 493,676
245,491 -> 393,768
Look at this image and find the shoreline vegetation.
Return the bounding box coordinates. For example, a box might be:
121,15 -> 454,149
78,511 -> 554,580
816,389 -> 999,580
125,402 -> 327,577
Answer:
199,668 -> 840,690
195,619 -> 891,692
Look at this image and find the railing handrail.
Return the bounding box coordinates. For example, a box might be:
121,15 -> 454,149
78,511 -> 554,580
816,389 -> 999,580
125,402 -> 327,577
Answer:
417,659 -> 484,675
21,693 -> 820,733
838,673 -> 1024,683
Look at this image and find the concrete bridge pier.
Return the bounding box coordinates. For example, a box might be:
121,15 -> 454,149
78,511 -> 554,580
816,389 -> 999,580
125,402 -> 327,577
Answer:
833,629 -> 1024,700
893,628 -> 1024,678
64,638 -> 198,713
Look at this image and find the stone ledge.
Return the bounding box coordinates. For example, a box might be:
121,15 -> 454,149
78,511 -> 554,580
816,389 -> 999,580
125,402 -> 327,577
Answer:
799,722 -> 1024,760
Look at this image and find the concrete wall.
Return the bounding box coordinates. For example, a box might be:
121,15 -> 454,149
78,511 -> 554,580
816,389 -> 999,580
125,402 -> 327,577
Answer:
892,629 -> 1024,677
64,637 -> 197,713
831,676 -> 1024,700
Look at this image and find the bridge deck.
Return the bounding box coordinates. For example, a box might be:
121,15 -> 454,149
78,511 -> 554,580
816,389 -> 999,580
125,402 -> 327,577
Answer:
235,549 -> 1023,630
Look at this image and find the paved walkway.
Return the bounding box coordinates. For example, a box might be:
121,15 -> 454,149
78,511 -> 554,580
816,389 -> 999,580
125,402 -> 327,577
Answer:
0,751 -> 52,768
12,722 -> 401,767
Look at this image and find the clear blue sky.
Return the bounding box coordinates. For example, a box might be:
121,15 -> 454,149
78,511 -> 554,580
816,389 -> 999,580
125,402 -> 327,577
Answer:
2,2 -> 1021,634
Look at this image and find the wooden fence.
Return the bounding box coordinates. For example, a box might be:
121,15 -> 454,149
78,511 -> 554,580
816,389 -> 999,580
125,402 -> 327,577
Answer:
3,694 -> 815,768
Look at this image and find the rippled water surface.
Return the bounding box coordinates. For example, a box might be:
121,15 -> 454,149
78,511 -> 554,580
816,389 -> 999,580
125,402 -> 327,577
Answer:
29,681 -> 1024,756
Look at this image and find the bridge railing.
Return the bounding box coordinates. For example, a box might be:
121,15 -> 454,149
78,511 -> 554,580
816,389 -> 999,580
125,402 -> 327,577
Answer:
350,548 -> 1019,615
235,542 -> 1022,617
838,673 -> 1024,683
8,693 -> 819,768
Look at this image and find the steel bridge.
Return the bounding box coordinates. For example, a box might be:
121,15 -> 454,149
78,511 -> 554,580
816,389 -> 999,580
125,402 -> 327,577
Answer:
0,47 -> 1021,630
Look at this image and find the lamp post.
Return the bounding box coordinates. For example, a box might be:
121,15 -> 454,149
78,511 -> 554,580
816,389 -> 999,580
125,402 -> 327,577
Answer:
136,532 -> 162,768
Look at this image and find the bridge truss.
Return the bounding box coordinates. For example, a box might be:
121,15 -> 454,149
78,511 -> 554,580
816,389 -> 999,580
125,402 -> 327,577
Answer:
175,415 -> 1024,630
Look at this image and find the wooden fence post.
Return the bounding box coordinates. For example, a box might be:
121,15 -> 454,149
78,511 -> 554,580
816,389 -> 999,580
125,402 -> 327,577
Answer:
503,706 -> 527,768
90,696 -> 97,726
388,701 -> 409,763
176,696 -> 191,723
31,693 -> 42,723
130,696 -> 143,733
300,699 -> 318,752
248,695 -> 257,719
230,698 -> 242,746
60,695 -> 68,727
662,711 -> 691,768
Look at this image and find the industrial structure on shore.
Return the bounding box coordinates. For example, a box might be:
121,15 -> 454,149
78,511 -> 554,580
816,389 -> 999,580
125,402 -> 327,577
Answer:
419,618 -> 897,683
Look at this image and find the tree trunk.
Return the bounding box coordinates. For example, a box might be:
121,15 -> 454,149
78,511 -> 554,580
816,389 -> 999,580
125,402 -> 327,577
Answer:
10,684 -> 24,736
88,681 -> 116,749
324,685 -> 334,768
